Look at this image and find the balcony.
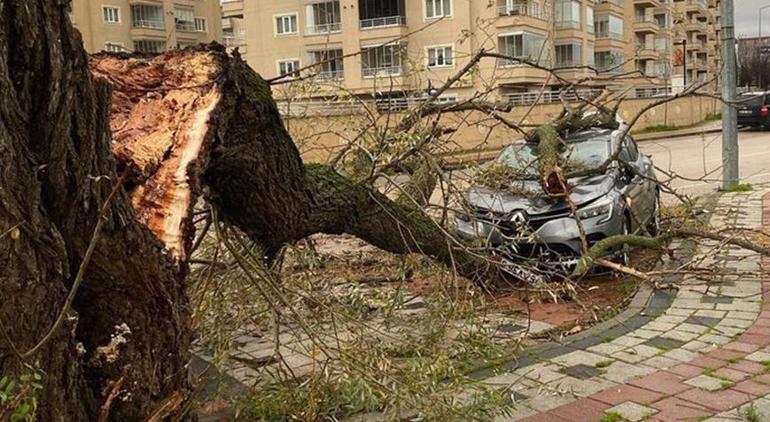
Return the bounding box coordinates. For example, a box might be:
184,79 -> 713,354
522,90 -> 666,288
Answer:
133,19 -> 164,30
683,0 -> 708,13
634,0 -> 660,6
362,65 -> 403,78
636,43 -> 659,59
131,4 -> 164,35
360,15 -> 405,29
634,16 -> 659,33
685,19 -> 707,32
315,70 -> 345,80
496,2 -> 547,19
307,23 -> 342,35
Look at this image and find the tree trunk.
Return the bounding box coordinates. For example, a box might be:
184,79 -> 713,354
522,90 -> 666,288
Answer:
0,4 -> 498,420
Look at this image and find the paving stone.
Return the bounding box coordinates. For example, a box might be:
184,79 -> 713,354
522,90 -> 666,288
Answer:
548,376 -> 616,397
677,323 -> 710,334
701,296 -> 735,304
727,360 -> 768,375
684,374 -> 731,391
610,349 -> 648,364
561,364 -> 603,380
551,351 -> 608,367
650,396 -> 713,420
548,398 -> 609,422
518,390 -> 574,413
719,318 -> 754,329
724,342 -> 762,353
610,336 -> 647,348
600,361 -> 656,384
746,350 -> 770,363
712,367 -> 750,382
662,348 -> 700,362
518,363 -> 567,384
695,310 -> 728,319
668,363 -> 707,378
677,388 -> 753,412
684,315 -> 722,327
643,321 -> 677,332
682,340 -> 716,353
643,336 -> 687,351
699,333 -> 733,346
591,384 -> 664,406
586,342 -> 626,355
606,401 -> 658,422
627,328 -> 665,339
629,371 -> 691,395
643,355 -> 681,370
732,379 -> 770,396
729,311 -> 760,321
662,329 -> 701,342
493,404 -> 537,421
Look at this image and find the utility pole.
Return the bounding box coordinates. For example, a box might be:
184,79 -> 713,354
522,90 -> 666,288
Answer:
721,0 -> 739,190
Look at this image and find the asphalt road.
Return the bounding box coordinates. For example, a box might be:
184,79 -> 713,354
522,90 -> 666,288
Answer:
640,128 -> 770,200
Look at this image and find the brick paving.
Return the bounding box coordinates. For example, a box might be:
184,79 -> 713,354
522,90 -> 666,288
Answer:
492,191 -> 770,421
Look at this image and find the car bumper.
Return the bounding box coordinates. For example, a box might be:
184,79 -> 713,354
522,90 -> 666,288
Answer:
455,210 -> 625,265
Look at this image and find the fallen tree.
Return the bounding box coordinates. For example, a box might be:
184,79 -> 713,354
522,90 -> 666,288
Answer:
0,3 -> 501,419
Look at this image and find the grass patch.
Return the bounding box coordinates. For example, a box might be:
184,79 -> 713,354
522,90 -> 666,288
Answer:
599,412 -> 624,422
726,183 -> 753,193
743,402 -> 763,422
759,360 -> 770,372
595,360 -> 614,369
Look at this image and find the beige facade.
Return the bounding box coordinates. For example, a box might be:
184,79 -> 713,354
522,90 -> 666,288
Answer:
70,0 -> 222,53
227,0 -> 719,101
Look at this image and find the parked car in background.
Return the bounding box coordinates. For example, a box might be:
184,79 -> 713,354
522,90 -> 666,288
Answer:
455,127 -> 660,276
737,91 -> 770,129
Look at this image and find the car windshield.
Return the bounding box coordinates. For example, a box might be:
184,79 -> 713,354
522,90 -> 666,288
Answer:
738,93 -> 765,107
496,136 -> 610,178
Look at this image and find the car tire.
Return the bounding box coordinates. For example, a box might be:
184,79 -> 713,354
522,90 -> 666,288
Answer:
647,194 -> 661,236
616,214 -> 632,267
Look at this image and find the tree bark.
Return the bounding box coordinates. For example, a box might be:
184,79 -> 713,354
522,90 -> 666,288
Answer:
0,5 -> 497,420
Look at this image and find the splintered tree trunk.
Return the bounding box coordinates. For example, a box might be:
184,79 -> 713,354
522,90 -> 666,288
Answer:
1,3 -> 498,420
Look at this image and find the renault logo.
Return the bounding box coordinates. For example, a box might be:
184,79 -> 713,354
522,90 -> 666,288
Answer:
510,211 -> 526,225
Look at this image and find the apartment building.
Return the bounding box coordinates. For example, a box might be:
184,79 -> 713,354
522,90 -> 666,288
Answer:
70,0 -> 222,53
231,0 -> 720,103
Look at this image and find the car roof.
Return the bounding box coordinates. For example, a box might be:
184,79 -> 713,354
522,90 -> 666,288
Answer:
564,127 -> 614,142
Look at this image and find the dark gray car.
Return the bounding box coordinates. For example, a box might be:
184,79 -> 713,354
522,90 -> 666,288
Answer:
455,127 -> 659,273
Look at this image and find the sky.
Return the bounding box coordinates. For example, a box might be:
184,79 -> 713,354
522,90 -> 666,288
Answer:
735,0 -> 770,38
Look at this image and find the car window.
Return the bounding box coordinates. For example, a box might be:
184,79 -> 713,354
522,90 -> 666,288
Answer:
738,93 -> 765,107
497,136 -> 610,177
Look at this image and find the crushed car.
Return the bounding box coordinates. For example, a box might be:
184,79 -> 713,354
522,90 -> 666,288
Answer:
455,126 -> 660,277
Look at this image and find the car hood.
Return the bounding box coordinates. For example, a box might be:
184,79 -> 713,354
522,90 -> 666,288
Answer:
465,172 -> 617,215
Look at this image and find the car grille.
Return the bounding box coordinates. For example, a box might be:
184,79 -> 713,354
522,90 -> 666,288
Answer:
471,206 -> 572,236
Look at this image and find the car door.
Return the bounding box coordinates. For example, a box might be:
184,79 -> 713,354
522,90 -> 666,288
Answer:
619,137 -> 653,231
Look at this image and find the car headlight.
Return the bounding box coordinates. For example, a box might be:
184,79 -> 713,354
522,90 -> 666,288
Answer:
576,200 -> 614,223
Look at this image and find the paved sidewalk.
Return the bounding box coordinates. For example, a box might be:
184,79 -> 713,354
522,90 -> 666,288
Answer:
485,190 -> 770,421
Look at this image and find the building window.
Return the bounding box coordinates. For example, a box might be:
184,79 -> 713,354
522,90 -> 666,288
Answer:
497,0 -> 542,18
131,4 -> 164,29
359,0 -> 406,28
102,6 -> 120,23
361,44 -> 404,77
425,0 -> 451,18
555,43 -> 581,67
175,9 -> 195,32
586,41 -> 595,67
275,14 -> 298,35
586,6 -> 594,33
554,0 -> 580,29
194,17 -> 207,32
104,42 -> 124,52
595,50 -> 624,73
278,59 -> 301,77
134,40 -> 165,53
309,49 -> 344,79
595,14 -> 623,39
497,32 -> 548,66
427,46 -> 453,67
306,1 -> 341,34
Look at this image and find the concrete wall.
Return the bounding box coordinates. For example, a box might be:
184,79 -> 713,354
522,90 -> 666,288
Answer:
286,95 -> 720,162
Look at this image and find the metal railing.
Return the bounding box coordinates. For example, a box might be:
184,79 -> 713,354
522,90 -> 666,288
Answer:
496,4 -> 546,19
223,35 -> 245,48
176,22 -> 196,32
635,87 -> 673,97
315,70 -> 345,80
555,19 -> 581,29
307,22 -> 342,34
596,30 -> 623,39
133,19 -> 164,29
361,65 -> 403,77
360,16 -> 406,29
504,89 -> 603,106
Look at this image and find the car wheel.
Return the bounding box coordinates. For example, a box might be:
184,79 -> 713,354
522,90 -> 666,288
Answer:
616,214 -> 632,267
647,194 -> 661,236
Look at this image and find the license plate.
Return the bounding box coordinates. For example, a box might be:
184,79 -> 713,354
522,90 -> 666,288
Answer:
501,259 -> 545,284
739,110 -> 753,115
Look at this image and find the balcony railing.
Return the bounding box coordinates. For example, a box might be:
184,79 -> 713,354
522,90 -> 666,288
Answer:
496,4 -> 546,19
307,22 -> 342,34
555,19 -> 581,29
504,89 -> 603,106
360,16 -> 406,29
133,19 -> 164,29
635,87 -> 673,97
176,22 -> 196,32
362,65 -> 403,77
596,30 -> 623,40
223,35 -> 245,48
315,70 -> 345,80
596,0 -> 622,5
